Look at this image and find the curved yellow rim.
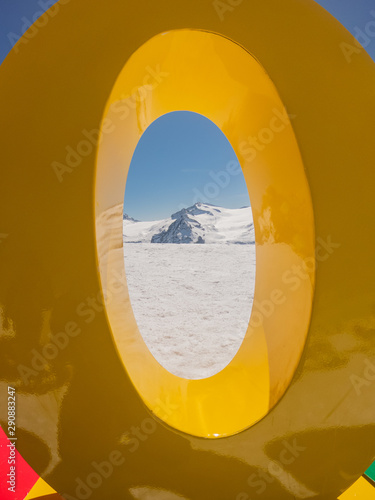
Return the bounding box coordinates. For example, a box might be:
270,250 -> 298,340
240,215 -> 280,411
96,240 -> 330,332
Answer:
95,29 -> 315,438
1,0 -> 374,494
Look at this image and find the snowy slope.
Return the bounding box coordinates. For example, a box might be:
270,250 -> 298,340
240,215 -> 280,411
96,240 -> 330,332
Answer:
123,203 -> 254,244
124,243 -> 255,379
123,214 -> 139,222
122,217 -> 170,243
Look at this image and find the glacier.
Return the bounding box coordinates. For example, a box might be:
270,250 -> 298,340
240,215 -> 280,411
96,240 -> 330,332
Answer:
123,202 -> 255,245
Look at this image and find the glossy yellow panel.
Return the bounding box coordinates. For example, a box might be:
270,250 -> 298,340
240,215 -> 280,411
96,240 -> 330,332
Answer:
339,477 -> 375,500
0,0 -> 374,497
24,478 -> 57,499
95,30 -> 314,437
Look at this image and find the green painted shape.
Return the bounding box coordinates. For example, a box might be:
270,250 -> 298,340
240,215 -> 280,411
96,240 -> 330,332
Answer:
365,461 -> 375,481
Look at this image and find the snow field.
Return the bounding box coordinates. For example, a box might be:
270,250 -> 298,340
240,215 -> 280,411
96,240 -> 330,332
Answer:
123,243 -> 256,379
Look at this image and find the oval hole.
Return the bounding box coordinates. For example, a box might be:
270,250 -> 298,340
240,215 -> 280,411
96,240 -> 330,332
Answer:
123,111 -> 255,379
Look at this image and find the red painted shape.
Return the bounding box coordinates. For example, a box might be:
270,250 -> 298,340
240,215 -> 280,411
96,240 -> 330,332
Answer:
0,426 -> 39,500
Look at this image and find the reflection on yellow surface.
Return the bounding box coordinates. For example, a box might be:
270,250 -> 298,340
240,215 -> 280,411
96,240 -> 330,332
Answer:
0,0 -> 374,496
95,30 -> 315,438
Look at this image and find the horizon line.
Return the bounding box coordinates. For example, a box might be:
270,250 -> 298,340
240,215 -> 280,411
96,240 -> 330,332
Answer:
123,201 -> 251,222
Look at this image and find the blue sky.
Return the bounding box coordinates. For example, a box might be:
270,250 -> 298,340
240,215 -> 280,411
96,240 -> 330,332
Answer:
1,0 -> 374,64
311,0 -> 375,50
124,112 -> 250,220
1,1 -> 374,220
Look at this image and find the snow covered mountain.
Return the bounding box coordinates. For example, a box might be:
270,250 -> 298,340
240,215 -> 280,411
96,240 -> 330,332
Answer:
123,203 -> 255,244
123,213 -> 139,222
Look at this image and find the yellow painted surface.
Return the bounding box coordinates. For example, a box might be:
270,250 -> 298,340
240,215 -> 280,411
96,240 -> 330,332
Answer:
0,0 -> 374,498
339,477 -> 375,499
24,478 -> 57,499
96,30 -> 314,437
